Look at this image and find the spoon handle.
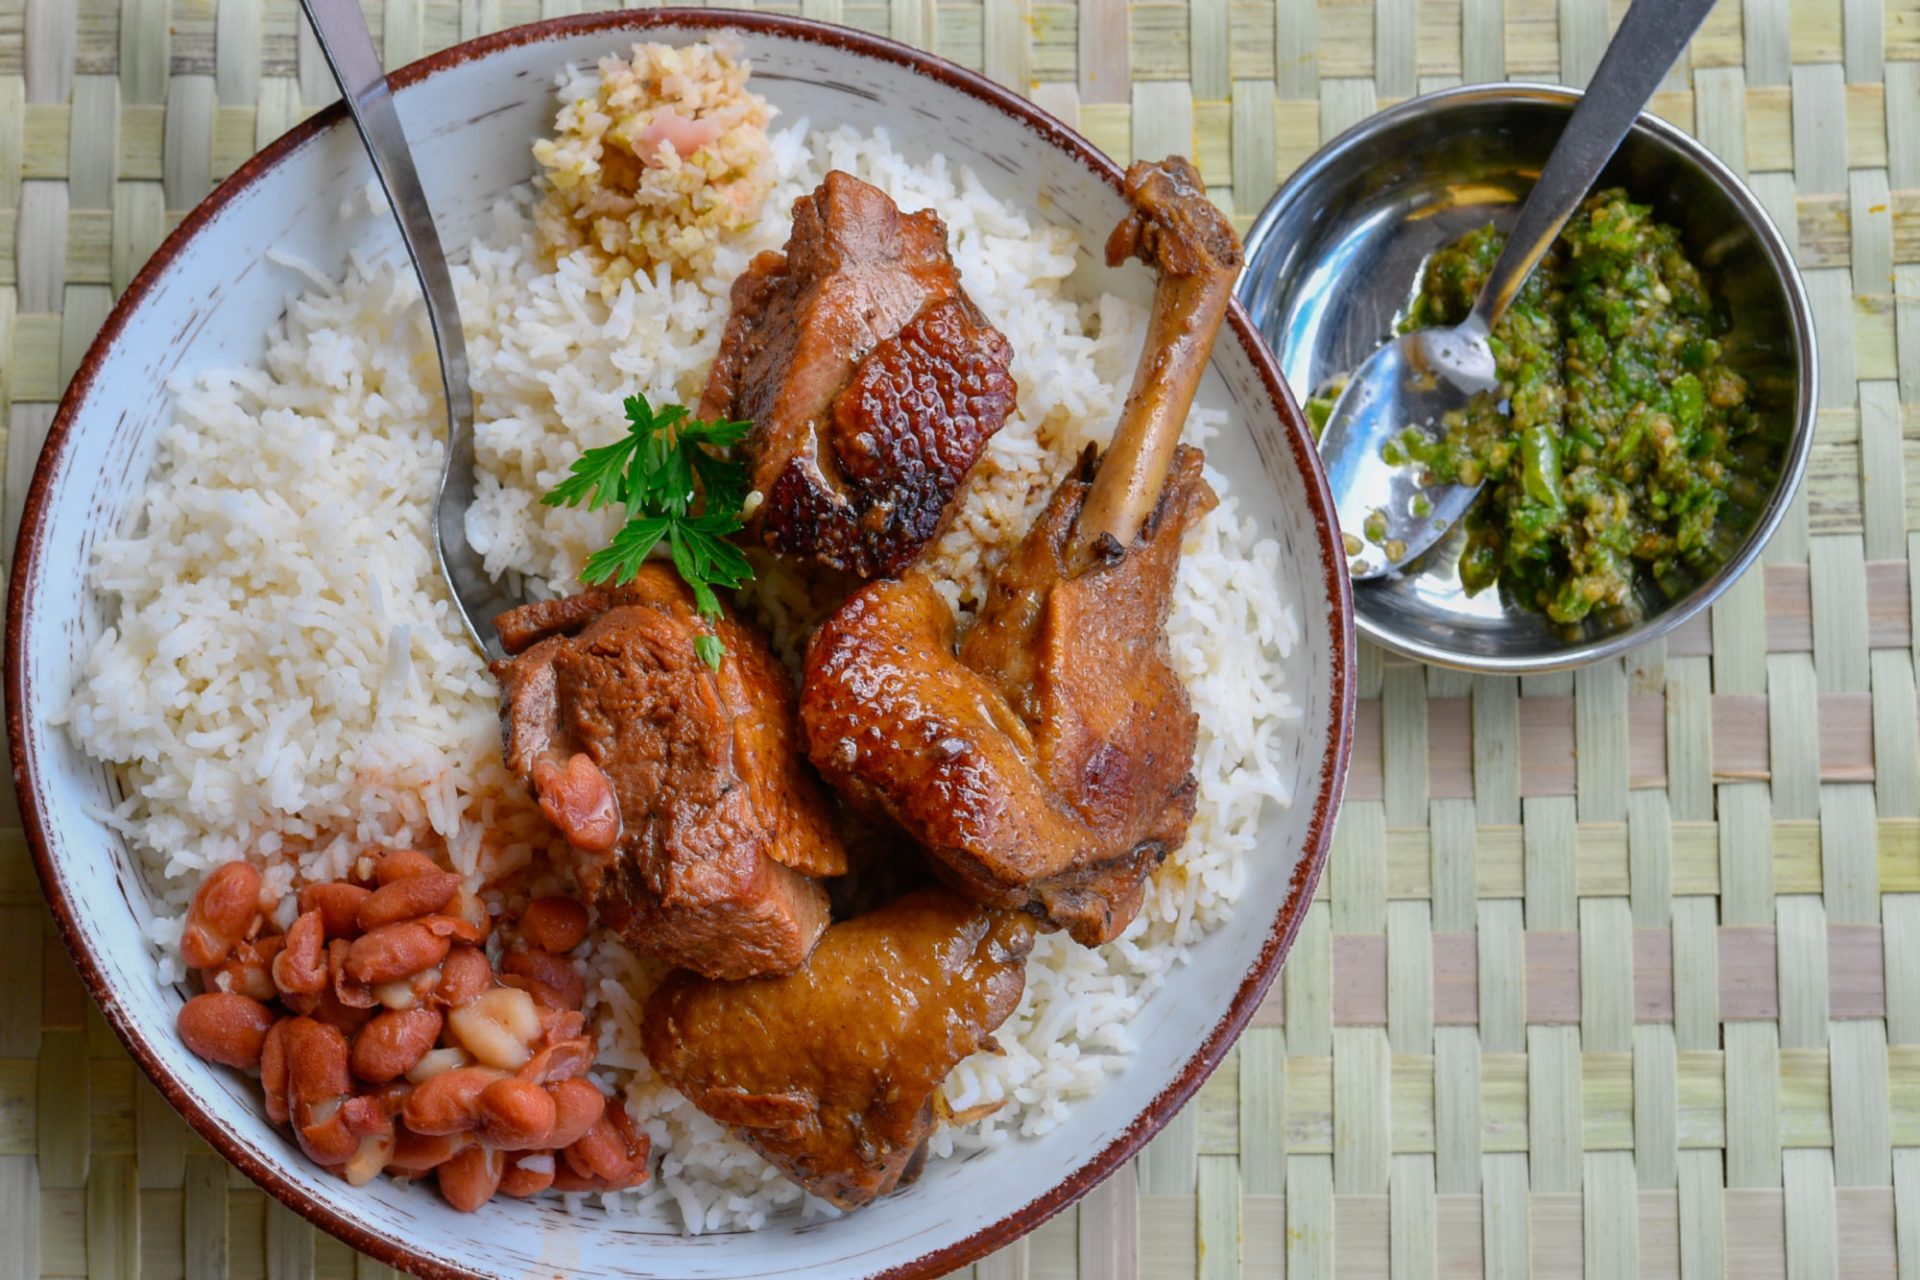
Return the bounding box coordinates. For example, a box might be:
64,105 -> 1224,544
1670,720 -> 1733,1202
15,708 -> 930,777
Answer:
298,0 -> 471,432
1464,0 -> 1717,338
298,0 -> 502,657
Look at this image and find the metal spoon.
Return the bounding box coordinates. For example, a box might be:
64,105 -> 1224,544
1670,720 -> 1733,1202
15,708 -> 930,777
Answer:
299,0 -> 513,658
1318,0 -> 1717,581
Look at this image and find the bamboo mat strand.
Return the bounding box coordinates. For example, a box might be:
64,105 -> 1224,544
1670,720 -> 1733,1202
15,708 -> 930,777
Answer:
2,0 -> 1919,1275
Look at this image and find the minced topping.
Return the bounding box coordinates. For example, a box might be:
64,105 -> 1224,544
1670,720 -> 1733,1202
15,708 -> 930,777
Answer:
533,41 -> 775,285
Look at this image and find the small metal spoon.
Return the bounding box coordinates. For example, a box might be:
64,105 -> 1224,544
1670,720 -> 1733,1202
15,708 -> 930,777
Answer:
1319,0 -> 1717,582
299,0 -> 514,658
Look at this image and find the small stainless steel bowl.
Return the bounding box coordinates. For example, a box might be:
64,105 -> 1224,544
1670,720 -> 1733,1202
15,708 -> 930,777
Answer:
1240,83 -> 1817,673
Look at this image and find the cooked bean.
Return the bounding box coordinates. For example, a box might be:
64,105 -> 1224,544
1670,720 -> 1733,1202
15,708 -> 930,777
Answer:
403,1066 -> 505,1136
204,934 -> 283,1003
452,888 -> 493,942
533,754 -> 621,854
502,948 -> 585,1011
307,983 -> 375,1038
420,912 -> 489,946
357,871 -> 460,931
374,850 -> 443,884
477,1077 -> 557,1150
341,1131 -> 395,1187
174,865 -> 618,1210
550,1163 -> 602,1193
545,1079 -> 606,1150
387,1125 -> 469,1176
405,1047 -> 470,1084
180,862 -> 263,969
558,1104 -> 650,1193
448,987 -> 541,1070
297,882 -> 371,939
519,897 -> 589,954
434,946 -> 492,1009
565,1115 -> 636,1184
341,1092 -> 398,1138
561,1099 -> 650,1190
370,978 -> 416,1011
436,1144 -> 504,1212
260,1019 -> 292,1125
536,1008 -> 587,1044
518,1036 -> 595,1087
271,910 -> 328,996
550,1161 -> 647,1193
498,1153 -> 556,1198
346,921 -> 450,985
283,1017 -> 357,1166
607,1099 -> 648,1164
351,1007 -> 443,1084
328,937 -> 377,1010
177,993 -> 277,1068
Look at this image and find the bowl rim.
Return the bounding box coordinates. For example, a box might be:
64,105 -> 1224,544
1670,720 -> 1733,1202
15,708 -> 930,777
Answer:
1240,80 -> 1819,674
3,8 -> 1355,1278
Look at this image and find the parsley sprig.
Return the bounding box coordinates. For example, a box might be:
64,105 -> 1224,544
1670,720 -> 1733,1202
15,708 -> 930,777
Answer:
541,394 -> 755,670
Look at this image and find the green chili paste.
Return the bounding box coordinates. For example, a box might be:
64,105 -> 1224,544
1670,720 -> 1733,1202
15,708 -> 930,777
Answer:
1372,189 -> 1773,626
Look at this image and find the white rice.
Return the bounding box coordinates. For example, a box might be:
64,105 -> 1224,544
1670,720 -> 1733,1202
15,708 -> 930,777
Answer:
61,117 -> 1302,1231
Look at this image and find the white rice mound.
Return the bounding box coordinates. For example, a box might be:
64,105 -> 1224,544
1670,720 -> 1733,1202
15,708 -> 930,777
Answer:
62,117 -> 1303,1232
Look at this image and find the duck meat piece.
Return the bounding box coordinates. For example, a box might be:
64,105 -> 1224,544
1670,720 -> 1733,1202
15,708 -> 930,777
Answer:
641,887 -> 1033,1209
804,447 -> 1216,944
798,158 -> 1239,946
696,170 -> 1017,578
493,566 -> 847,979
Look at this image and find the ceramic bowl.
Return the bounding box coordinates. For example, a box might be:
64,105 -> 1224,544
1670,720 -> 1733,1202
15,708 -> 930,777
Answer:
7,11 -> 1353,1278
1238,84 -> 1816,672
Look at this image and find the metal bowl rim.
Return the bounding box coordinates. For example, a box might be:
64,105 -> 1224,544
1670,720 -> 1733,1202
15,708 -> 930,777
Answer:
1241,81 -> 1819,674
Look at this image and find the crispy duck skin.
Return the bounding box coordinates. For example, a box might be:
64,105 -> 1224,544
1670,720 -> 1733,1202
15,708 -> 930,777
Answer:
696,170 -> 1017,578
798,158 -> 1240,945
641,887 -> 1033,1210
492,568 -> 846,980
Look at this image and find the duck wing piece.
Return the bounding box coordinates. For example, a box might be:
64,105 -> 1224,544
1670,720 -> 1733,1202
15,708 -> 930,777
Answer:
641,888 -> 1033,1209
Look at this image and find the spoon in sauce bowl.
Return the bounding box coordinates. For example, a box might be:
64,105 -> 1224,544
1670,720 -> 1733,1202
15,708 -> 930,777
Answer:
1318,0 -> 1717,581
299,0 -> 516,658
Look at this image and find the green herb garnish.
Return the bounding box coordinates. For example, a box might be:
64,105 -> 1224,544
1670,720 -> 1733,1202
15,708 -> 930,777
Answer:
541,394 -> 755,669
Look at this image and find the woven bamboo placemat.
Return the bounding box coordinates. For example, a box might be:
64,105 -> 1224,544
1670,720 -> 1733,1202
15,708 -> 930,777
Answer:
1,0 -> 1915,1275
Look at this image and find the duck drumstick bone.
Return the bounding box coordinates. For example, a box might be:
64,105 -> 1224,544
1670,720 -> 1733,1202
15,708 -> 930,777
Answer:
1065,157 -> 1244,573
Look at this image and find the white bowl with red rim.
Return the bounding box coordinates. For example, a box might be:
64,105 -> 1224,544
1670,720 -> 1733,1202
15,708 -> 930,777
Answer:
6,11 -> 1354,1277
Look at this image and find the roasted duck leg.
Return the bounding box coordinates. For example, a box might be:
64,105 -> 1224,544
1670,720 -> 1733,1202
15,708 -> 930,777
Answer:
801,158 -> 1241,946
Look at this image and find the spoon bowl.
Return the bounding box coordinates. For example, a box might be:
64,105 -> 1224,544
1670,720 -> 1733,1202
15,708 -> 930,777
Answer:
1320,324 -> 1495,579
